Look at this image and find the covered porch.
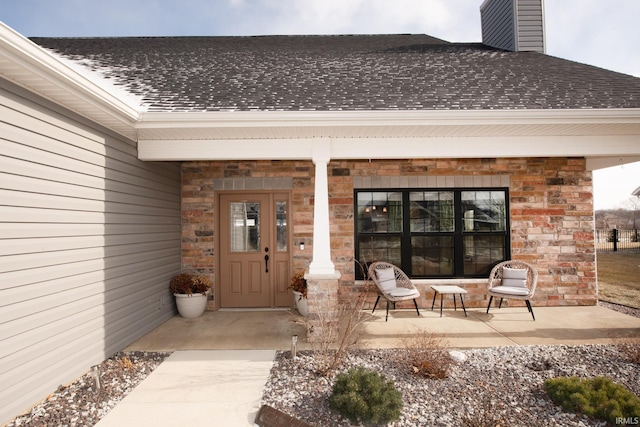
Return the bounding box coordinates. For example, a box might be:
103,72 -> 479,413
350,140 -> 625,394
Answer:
124,305 -> 640,352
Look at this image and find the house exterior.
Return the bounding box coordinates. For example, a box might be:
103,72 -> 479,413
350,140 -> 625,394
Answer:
1,0 -> 640,423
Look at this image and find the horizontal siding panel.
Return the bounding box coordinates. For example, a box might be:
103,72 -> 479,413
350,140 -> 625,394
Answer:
0,206 -> 180,224
0,148 -> 108,190
1,250 -> 180,294
0,292 -> 105,342
1,267 -> 176,344
2,307 -> 174,404
0,121 -> 106,169
2,313 -> 104,377
1,286 -> 174,375
0,188 -> 180,216
1,84 -> 182,425
0,222 -> 181,239
1,173 -> 180,210
1,334 -> 107,426
1,257 -> 179,309
1,232 -> 181,256
516,0 -> 544,52
1,87 -> 114,146
1,243 -> 180,276
2,293 -> 175,420
1,105 -> 180,189
0,135 -> 180,196
0,103 -> 107,156
101,298 -> 175,355
0,154 -> 181,204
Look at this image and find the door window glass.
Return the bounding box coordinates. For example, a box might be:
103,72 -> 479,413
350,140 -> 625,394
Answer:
276,201 -> 287,251
229,202 -> 260,252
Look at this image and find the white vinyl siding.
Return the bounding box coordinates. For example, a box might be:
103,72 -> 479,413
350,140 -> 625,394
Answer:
481,0 -> 544,53
0,81 -> 181,425
481,0 -> 516,52
516,0 -> 545,53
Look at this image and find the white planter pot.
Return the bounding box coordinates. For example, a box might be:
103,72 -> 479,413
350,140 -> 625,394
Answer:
174,292 -> 208,319
292,291 -> 308,317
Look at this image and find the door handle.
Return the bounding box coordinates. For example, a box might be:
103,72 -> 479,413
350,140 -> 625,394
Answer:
264,254 -> 269,273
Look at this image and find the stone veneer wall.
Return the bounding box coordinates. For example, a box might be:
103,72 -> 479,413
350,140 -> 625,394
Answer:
181,157 -> 596,310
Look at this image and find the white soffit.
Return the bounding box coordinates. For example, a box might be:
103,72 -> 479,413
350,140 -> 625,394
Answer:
137,109 -> 640,161
0,23 -> 139,140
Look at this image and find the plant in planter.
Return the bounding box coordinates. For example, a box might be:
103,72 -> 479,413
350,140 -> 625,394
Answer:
169,273 -> 212,319
289,271 -> 308,316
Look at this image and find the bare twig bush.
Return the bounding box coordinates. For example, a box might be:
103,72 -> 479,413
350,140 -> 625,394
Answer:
117,356 -> 134,370
402,328 -> 452,379
460,386 -> 506,427
298,262 -> 372,376
610,329 -> 640,364
616,338 -> 640,364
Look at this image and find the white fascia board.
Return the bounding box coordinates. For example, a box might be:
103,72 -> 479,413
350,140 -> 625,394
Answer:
586,156 -> 640,171
138,138 -> 315,161
138,108 -> 640,129
331,135 -> 640,159
0,23 -> 139,126
138,134 -> 640,161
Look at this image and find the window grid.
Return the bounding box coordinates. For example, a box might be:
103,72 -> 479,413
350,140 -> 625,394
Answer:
355,188 -> 510,279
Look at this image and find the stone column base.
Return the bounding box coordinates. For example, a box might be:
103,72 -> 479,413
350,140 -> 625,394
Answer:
304,271 -> 341,342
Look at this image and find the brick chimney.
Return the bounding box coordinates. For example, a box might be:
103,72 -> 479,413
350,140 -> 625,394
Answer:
480,0 -> 545,53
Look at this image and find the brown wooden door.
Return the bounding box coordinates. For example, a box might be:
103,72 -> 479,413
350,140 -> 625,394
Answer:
219,193 -> 291,308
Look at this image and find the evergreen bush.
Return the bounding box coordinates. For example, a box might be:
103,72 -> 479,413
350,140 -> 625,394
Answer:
329,367 -> 403,425
544,376 -> 640,424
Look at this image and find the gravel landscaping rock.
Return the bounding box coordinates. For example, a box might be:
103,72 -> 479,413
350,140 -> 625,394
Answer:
4,301 -> 638,426
599,300 -> 640,319
262,344 -> 640,427
6,351 -> 170,427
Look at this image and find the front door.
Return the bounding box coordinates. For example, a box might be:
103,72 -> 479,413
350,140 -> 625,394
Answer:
219,192 -> 291,308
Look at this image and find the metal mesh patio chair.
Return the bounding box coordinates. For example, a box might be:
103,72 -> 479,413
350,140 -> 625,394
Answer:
486,260 -> 538,320
368,262 -> 420,321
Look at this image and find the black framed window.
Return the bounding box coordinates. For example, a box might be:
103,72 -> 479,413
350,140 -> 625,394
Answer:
355,188 -> 510,278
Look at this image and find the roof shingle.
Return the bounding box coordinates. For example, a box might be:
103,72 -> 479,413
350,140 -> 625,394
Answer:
31,34 -> 640,112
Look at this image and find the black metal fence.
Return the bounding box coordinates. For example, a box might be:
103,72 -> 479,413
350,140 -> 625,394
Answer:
595,228 -> 640,252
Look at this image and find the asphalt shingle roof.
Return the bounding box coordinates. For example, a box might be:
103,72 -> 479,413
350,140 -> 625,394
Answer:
31,34 -> 640,112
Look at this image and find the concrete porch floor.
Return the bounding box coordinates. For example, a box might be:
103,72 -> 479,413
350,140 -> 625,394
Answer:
125,305 -> 640,352
99,305 -> 639,427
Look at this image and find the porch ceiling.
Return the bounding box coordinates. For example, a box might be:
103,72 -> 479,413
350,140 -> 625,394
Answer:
136,109 -> 640,169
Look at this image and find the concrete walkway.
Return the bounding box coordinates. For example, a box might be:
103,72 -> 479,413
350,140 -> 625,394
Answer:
96,350 -> 275,427
103,305 -> 640,426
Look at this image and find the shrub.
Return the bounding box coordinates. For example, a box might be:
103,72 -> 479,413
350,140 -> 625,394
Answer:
544,376 -> 640,424
289,271 -> 307,297
169,273 -> 211,295
615,337 -> 640,364
402,329 -> 452,379
329,367 -> 403,425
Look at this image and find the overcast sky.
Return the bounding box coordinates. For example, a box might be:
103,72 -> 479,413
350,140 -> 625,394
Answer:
0,0 -> 638,209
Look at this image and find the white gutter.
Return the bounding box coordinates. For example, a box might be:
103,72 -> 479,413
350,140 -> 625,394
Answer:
138,108 -> 640,129
0,22 -> 140,128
